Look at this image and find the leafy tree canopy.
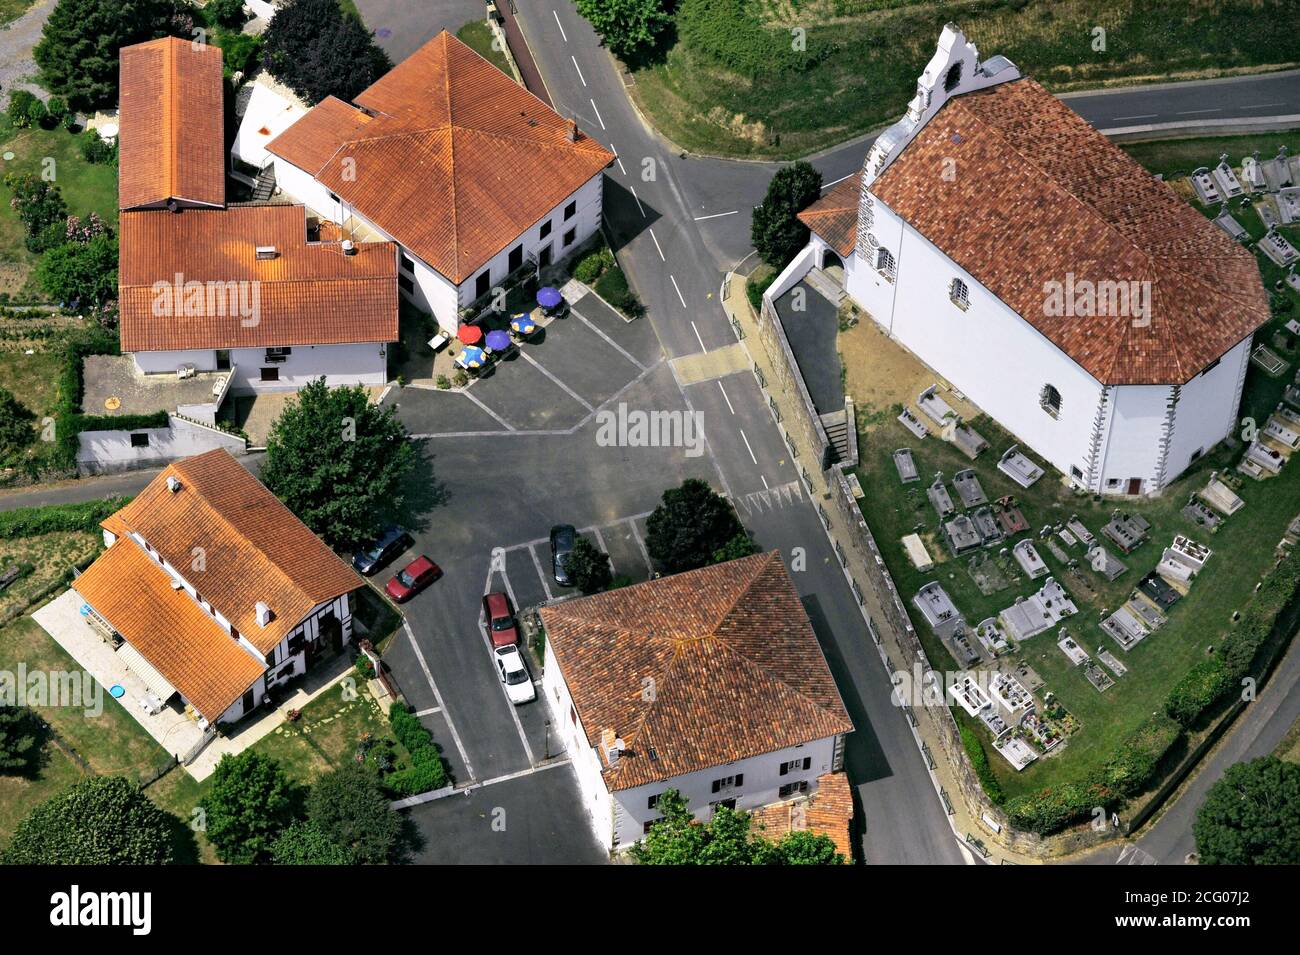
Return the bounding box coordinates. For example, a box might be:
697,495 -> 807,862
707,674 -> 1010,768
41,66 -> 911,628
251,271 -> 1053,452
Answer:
262,0 -> 391,105
35,233 -> 119,306
1194,756 -> 1300,865
646,478 -> 746,573
306,765 -> 402,864
1,775 -> 176,864
751,161 -> 823,269
568,535 -> 614,594
575,0 -> 673,61
260,378 -> 417,550
204,751 -> 300,865
270,821 -> 352,865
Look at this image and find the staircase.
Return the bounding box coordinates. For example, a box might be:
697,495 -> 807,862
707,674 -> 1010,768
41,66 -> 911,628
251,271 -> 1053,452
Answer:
805,267 -> 846,308
252,164 -> 277,202
820,411 -> 851,466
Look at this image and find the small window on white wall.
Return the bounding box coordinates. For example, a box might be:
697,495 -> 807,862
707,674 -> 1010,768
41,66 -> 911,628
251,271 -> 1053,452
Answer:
1040,384 -> 1062,419
949,277 -> 969,310
875,247 -> 895,280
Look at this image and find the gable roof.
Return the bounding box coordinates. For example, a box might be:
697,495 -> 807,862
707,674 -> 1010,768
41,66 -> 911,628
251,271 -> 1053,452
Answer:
869,78 -> 1270,386
798,173 -> 860,258
118,204 -> 398,351
540,551 -> 853,791
265,31 -> 614,284
118,37 -> 226,211
99,449 -> 362,657
74,541 -> 265,722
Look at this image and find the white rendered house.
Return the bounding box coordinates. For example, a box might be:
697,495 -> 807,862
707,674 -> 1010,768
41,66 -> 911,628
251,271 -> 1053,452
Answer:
782,26 -> 1270,495
538,551 -> 854,852
265,31 -> 614,334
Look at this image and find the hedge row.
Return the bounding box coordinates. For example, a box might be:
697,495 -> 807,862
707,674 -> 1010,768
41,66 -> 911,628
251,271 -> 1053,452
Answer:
385,701 -> 449,797
0,497 -> 130,539
678,0 -> 835,78
1165,547 -> 1300,726
960,723 -> 1004,805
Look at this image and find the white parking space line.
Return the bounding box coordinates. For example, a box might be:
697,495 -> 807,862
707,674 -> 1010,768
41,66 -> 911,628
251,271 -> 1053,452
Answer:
519,349 -> 594,411
590,526 -> 613,572
569,306 -> 646,370
690,320 -> 707,352
528,544 -> 555,601
571,55 -> 586,86
403,620 -> 475,780
476,619 -> 537,766
739,428 -> 759,464
649,227 -> 665,260
693,210 -> 739,221
462,388 -> 517,431
552,9 -> 568,40
628,519 -> 655,577
671,274 -> 688,308
590,98 -> 606,130
718,381 -> 735,414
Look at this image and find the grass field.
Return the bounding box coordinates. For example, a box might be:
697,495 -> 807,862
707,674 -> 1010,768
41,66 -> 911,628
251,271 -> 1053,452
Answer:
0,119 -> 119,299
630,0 -> 1300,158
457,20 -> 514,77
846,134 -> 1300,801
0,530 -> 99,620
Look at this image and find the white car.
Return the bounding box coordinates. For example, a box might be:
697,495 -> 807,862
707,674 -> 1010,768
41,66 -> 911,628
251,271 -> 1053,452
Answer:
495,645 -> 536,705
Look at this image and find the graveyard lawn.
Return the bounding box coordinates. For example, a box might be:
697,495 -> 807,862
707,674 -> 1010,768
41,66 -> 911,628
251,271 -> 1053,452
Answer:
850,366 -> 1300,801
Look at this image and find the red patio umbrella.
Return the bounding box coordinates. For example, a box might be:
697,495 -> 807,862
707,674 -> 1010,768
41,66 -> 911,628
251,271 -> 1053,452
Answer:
457,324 -> 483,345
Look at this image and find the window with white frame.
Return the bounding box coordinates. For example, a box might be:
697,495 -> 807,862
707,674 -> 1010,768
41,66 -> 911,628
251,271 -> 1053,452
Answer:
949,277 -> 969,309
875,247 -> 895,279
1039,383 -> 1063,419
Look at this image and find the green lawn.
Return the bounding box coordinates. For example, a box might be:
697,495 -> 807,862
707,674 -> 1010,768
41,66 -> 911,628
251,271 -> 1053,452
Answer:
630,0 -> 1300,159
852,135 -> 1300,801
1121,133 -> 1300,181
0,119 -> 119,299
456,20 -> 513,77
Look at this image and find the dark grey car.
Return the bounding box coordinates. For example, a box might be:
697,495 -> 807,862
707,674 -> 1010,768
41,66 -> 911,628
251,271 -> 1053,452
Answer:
352,526 -> 412,576
550,524 -> 576,586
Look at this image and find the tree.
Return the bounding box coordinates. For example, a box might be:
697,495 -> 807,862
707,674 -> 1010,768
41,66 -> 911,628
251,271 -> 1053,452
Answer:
204,751 -> 300,865
270,821 -> 352,865
631,790 -> 843,865
7,90 -> 46,129
568,535 -> 613,594
1,776 -> 175,864
712,531 -> 759,565
36,233 -> 119,306
1194,756 -> 1300,865
34,0 -> 183,111
574,0 -> 672,61
0,388 -> 37,463
260,378 -> 417,550
646,478 -> 746,573
751,161 -> 823,269
6,174 -> 68,240
262,0 -> 391,106
0,705 -> 42,774
306,765 -> 402,864
204,0 -> 248,28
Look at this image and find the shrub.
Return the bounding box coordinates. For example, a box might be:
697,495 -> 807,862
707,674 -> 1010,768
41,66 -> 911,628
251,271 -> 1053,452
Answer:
204,752 -> 300,864
204,0 -> 248,28
1,776 -> 176,864
751,161 -> 822,268
573,245 -> 615,284
594,265 -> 643,317
0,497 -> 130,538
5,174 -> 68,241
307,764 -> 403,864
214,30 -> 263,79
78,128 -> 117,164
44,96 -> 69,128
386,701 -> 449,797
7,90 -> 46,129
960,723 -> 1005,805
270,822 -> 351,865
36,233 -> 119,307
0,387 -> 37,462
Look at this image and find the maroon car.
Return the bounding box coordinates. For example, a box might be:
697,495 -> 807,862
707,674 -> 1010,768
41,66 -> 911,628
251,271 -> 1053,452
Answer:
482,591 -> 519,648
386,556 -> 442,603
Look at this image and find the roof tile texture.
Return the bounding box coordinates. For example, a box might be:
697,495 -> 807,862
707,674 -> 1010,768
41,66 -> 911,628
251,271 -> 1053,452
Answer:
798,173 -> 860,258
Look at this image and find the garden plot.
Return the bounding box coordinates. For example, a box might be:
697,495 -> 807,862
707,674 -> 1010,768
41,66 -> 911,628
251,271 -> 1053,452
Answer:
967,550 -> 1015,595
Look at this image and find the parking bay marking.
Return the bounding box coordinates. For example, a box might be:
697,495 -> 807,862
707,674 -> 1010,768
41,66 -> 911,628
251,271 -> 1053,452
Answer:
403,620 -> 475,781
519,349 -> 594,412
528,544 -> 555,601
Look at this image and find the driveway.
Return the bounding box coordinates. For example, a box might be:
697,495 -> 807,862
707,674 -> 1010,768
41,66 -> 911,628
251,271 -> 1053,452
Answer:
354,0 -> 482,64
0,0 -> 54,99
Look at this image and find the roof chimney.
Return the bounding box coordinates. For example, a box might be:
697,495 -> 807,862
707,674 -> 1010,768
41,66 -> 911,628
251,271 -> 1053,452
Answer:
166,476 -> 182,493
565,118 -> 577,142
255,601 -> 273,627
601,727 -> 623,766
341,239 -> 356,256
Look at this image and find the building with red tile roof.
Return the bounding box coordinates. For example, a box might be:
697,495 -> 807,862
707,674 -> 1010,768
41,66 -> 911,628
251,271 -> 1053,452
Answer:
781,25 -> 1268,496
540,550 -> 853,852
265,31 -> 613,333
74,449 -> 362,725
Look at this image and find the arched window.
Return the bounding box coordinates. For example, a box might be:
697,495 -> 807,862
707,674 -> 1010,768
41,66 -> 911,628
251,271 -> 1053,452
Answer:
1040,384 -> 1062,419
944,62 -> 962,93
875,247 -> 896,279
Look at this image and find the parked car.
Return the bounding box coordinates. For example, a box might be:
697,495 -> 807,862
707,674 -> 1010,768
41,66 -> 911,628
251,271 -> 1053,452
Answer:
550,524 -> 576,586
494,645 -> 536,704
385,555 -> 442,602
352,526 -> 412,576
482,591 -> 519,648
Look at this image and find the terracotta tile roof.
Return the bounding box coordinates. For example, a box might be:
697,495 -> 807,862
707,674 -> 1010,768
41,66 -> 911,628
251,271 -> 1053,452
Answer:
750,772 -> 854,860
118,204 -> 398,352
99,449 -> 362,656
74,539 -> 265,721
265,31 -> 614,284
540,551 -> 853,791
119,37 -> 226,211
798,173 -> 860,258
869,78 -> 1270,386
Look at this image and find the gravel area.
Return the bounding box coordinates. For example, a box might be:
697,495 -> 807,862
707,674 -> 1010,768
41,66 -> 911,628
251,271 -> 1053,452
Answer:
0,0 -> 54,100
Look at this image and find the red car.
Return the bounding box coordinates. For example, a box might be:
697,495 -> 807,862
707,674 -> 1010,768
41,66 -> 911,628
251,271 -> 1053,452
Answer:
385,556 -> 442,603
482,591 -> 519,648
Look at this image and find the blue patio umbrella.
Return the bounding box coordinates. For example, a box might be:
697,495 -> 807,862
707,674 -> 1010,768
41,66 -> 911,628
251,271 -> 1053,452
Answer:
485,329 -> 511,352
459,345 -> 486,368
537,286 -> 563,309
510,312 -> 537,334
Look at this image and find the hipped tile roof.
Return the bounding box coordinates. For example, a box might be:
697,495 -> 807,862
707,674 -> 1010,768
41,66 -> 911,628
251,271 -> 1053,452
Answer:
540,551 -> 853,791
118,37 -> 226,211
266,31 -> 614,284
869,78 -> 1270,385
118,204 -> 398,351
798,173 -> 860,258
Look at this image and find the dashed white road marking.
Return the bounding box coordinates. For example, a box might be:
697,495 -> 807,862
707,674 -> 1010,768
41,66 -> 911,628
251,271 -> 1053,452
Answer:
761,474 -> 769,489
609,141 -> 627,175
739,428 -> 758,464
1113,113 -> 1157,121
690,320 -> 707,352
590,98 -> 605,130
718,380 -> 735,414
1241,102 -> 1286,109
1176,107 -> 1220,115
571,55 -> 586,86
649,227 -> 665,260
693,210 -> 739,221
671,275 -> 688,308
552,9 -> 568,40
403,620 -> 475,780
630,186 -> 646,217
